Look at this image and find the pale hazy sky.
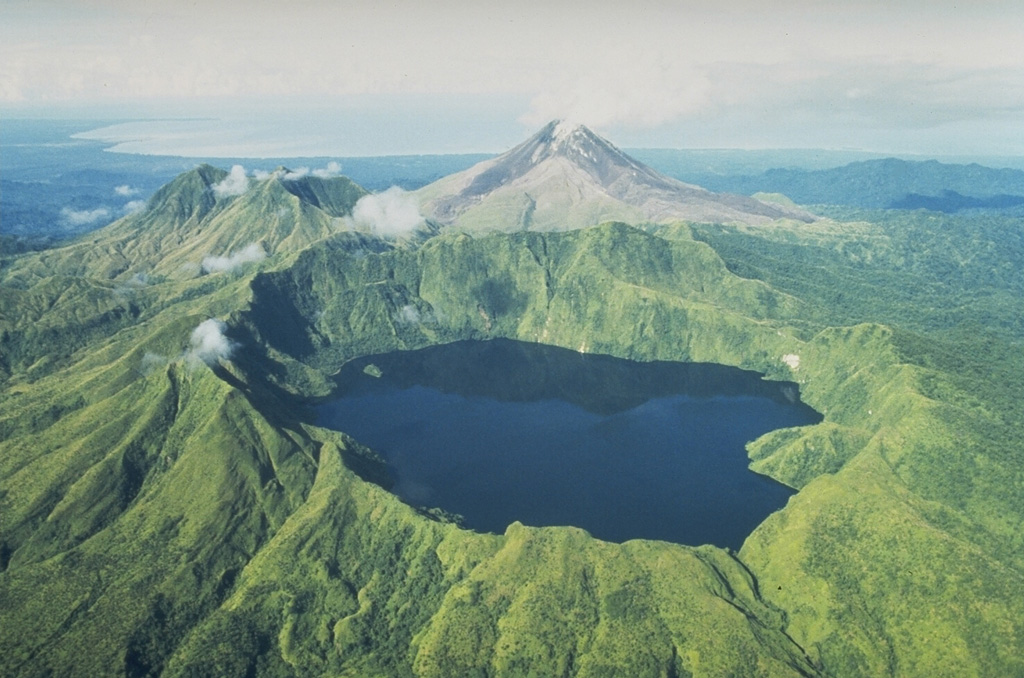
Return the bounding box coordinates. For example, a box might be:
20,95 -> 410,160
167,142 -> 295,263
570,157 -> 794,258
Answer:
3,0 -> 1023,155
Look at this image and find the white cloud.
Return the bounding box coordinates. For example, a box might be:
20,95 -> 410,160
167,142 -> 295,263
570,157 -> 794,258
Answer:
123,200 -> 146,214
264,162 -> 341,182
280,167 -> 310,181
394,304 -> 442,326
140,351 -> 169,375
212,164 -> 249,197
60,206 -> 112,227
201,242 -> 266,274
115,184 -> 140,196
350,187 -> 424,239
185,319 -> 236,367
312,161 -> 342,178
396,305 -> 421,324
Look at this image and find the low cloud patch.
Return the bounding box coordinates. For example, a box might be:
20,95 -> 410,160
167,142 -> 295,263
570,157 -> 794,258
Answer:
394,304 -> 442,326
313,161 -> 342,178
350,187 -> 424,239
396,305 -> 422,324
141,318 -> 238,372
186,319 -> 237,367
115,185 -> 140,197
60,206 -> 112,227
123,200 -> 146,214
252,162 -> 342,183
212,165 -> 250,197
281,167 -> 310,182
201,242 -> 266,274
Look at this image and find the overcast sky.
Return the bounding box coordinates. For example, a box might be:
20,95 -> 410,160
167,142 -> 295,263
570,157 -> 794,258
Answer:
3,0 -> 1023,156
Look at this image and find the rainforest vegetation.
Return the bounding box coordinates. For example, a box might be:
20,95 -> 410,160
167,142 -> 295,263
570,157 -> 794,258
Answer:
1,157 -> 1022,677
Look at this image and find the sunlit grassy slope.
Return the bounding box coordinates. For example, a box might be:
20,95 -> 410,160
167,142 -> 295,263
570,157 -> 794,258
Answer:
0,167 -> 1022,677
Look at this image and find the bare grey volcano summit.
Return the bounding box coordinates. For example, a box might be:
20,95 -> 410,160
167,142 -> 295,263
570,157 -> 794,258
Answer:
417,120 -> 816,232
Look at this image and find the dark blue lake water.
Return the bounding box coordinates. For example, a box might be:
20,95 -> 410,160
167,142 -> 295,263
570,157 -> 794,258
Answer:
316,339 -> 821,549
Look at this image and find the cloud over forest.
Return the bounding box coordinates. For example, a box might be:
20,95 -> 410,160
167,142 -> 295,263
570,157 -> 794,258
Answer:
123,200 -> 146,214
201,242 -> 266,274
212,165 -> 250,197
280,167 -> 310,182
186,319 -> 236,367
394,304 -> 441,326
60,206 -> 112,227
280,163 -> 342,181
350,187 -> 424,239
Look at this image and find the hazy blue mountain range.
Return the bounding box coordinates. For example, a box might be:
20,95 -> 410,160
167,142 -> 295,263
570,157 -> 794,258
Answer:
684,157 -> 1024,212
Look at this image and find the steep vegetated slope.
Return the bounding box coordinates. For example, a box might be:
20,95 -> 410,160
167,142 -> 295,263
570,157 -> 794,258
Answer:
1,135 -> 1023,677
0,166 -> 370,382
1,165 -> 367,286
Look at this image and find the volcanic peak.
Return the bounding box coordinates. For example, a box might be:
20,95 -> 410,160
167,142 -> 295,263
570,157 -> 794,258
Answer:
417,120 -> 816,231
459,120 -> 655,200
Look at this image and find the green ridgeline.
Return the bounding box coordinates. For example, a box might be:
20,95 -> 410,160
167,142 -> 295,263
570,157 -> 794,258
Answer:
1,168 -> 1022,677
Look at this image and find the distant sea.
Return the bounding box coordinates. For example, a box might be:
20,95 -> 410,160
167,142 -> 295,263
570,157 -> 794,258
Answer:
0,119 -> 490,239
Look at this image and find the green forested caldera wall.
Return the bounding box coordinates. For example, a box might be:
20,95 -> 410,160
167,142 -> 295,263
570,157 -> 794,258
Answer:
1,174 -> 1022,677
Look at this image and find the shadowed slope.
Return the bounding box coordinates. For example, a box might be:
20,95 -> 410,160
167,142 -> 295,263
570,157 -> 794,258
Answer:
0,167 -> 370,382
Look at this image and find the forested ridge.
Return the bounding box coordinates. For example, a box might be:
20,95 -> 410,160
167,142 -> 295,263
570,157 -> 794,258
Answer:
1,164 -> 1022,676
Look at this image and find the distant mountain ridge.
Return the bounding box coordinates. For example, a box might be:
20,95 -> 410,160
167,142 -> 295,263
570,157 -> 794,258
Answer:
688,157 -> 1024,211
417,121 -> 816,232
1,165 -> 367,285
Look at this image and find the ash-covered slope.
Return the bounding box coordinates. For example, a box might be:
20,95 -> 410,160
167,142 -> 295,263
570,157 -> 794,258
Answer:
417,120 -> 816,232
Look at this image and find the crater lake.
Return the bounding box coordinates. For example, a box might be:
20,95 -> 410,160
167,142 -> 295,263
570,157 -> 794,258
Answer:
316,339 -> 822,549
